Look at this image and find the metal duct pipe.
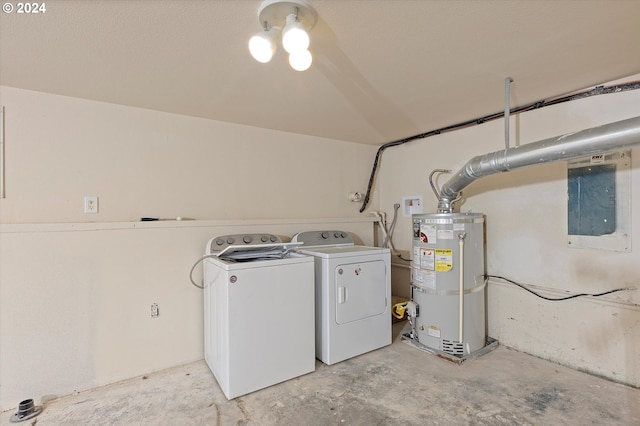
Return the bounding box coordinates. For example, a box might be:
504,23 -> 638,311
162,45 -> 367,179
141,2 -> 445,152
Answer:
437,116 -> 640,213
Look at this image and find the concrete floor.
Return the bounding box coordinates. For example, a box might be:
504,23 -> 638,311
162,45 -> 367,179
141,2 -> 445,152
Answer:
2,321 -> 639,426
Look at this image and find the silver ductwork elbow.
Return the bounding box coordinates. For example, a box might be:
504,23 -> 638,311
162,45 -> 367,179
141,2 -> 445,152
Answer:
437,116 -> 640,213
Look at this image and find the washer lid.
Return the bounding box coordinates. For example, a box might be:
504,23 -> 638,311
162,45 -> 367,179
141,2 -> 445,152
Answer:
215,242 -> 303,261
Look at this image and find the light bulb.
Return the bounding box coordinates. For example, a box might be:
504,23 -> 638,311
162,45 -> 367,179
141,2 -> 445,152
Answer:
282,14 -> 309,54
289,49 -> 312,71
249,28 -> 277,63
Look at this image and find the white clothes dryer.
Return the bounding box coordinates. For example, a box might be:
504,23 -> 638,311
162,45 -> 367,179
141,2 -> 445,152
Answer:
291,231 -> 391,365
203,233 -> 315,399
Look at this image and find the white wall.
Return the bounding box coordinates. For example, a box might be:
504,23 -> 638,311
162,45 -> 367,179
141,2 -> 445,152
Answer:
0,86 -> 378,223
0,87 -> 380,410
378,80 -> 640,387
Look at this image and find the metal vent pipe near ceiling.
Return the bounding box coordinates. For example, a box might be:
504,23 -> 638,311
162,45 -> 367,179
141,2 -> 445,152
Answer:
437,116 -> 640,213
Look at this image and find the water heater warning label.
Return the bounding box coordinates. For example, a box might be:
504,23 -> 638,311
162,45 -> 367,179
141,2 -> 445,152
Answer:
437,229 -> 454,240
435,249 -> 453,272
420,224 -> 436,244
427,326 -> 441,338
412,268 -> 436,289
420,248 -> 434,270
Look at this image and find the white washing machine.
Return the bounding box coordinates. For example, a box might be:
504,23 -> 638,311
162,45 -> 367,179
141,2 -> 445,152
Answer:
291,231 -> 391,365
203,233 -> 315,400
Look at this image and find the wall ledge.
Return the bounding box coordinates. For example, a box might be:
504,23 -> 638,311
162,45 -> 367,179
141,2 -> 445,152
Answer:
0,216 -> 379,234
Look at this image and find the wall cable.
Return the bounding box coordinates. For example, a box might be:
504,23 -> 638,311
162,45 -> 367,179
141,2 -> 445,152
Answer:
358,80 -> 640,213
486,274 -> 636,301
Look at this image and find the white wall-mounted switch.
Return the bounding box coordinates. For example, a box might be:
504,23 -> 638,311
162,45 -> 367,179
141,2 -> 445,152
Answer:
84,196 -> 98,214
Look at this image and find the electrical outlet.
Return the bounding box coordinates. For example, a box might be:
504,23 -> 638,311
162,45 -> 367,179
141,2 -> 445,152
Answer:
84,196 -> 98,214
348,192 -> 363,202
151,303 -> 159,318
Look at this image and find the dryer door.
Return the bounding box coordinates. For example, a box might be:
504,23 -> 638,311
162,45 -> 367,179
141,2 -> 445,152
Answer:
334,260 -> 387,324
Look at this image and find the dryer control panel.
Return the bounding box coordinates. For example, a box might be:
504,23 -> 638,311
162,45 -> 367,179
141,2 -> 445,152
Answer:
291,230 -> 354,247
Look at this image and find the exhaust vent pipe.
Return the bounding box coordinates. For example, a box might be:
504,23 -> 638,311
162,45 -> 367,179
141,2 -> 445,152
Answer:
437,116 -> 640,213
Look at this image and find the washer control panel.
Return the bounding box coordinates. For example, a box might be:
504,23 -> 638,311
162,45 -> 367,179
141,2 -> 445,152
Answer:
291,230 -> 354,247
209,233 -> 280,253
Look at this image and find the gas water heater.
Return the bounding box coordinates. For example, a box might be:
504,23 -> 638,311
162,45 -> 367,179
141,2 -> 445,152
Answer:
410,212 -> 486,356
404,116 -> 640,358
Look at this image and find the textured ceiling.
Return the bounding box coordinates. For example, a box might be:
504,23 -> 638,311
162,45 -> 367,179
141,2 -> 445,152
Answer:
1,0 -> 640,145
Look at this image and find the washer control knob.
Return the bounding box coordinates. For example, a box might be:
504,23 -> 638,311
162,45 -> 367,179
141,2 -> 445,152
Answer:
243,235 -> 253,244
321,232 -> 329,239
226,238 -> 235,245
215,238 -> 224,246
261,235 -> 269,243
270,235 -> 277,242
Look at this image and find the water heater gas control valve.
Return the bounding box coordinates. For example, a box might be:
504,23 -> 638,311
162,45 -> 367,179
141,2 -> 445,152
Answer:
406,301 -> 419,318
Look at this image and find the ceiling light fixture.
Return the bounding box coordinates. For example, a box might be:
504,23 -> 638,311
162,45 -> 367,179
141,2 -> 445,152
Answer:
282,12 -> 309,54
248,0 -> 317,72
249,24 -> 278,63
288,49 -> 312,71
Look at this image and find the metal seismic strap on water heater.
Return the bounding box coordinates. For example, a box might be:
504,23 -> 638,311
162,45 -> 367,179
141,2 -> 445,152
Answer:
437,115 -> 640,213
